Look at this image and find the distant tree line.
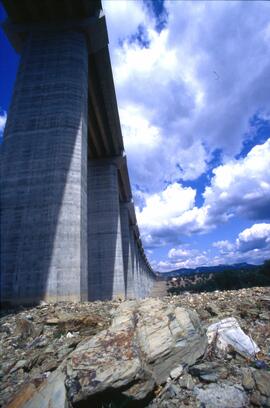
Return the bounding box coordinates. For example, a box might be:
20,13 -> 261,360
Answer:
167,260 -> 270,294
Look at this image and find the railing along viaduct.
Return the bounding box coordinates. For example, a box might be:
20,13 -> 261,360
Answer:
0,0 -> 156,305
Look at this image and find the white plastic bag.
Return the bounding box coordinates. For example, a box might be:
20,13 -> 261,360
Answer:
207,317 -> 260,358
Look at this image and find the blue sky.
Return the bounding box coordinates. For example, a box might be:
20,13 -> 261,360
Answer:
1,1 -> 270,271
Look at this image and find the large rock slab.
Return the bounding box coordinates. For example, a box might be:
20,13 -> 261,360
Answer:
65,298 -> 207,404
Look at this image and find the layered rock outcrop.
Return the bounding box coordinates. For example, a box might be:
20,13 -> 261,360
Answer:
66,298 -> 207,405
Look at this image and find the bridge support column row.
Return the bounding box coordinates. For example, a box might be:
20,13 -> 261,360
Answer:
0,29 -> 155,305
119,203 -> 155,300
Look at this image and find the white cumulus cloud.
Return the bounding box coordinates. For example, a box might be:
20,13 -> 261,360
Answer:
157,223 -> 270,272
237,223 -> 270,253
204,139 -> 270,222
212,240 -> 234,253
104,0 -> 270,192
0,110 -> 7,137
136,139 -> 270,250
102,1 -> 270,269
211,223 -> 270,266
137,182 -> 196,230
136,181 -> 212,249
157,246 -> 209,271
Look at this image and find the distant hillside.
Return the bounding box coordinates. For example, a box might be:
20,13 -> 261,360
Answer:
155,262 -> 258,279
163,260 -> 270,293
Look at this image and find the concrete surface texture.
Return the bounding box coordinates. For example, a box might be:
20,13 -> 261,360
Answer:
0,1 -> 156,305
1,30 -> 88,304
88,162 -> 125,301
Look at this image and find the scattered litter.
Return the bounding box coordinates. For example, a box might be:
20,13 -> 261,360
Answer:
207,317 -> 260,358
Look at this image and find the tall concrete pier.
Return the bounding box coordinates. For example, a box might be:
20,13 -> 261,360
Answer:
88,161 -> 125,301
0,0 -> 156,305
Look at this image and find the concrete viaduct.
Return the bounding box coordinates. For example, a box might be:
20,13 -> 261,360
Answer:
0,0 -> 156,305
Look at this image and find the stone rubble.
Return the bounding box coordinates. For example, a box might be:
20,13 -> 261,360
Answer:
0,300 -> 119,407
0,286 -> 269,407
149,287 -> 270,408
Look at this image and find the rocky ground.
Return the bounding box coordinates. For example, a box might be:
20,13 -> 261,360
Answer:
0,300 -> 120,407
0,286 -> 269,407
149,287 -> 270,408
